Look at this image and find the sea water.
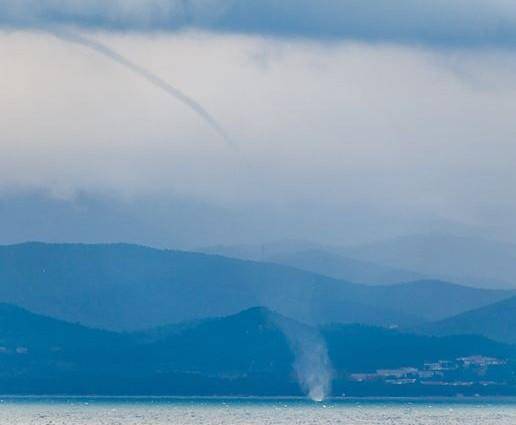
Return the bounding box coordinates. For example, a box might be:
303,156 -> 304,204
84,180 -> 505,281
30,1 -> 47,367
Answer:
1,397 -> 516,424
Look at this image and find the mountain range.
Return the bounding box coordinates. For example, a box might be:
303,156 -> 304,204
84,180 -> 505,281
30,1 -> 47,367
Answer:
419,296 -> 516,344
0,242 -> 512,331
201,234 -> 516,289
199,240 -> 423,285
340,234 -> 516,289
1,304 -> 514,396
0,239 -> 515,392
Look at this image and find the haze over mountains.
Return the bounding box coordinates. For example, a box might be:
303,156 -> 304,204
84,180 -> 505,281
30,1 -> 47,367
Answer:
0,242 -> 513,332
201,234 -> 516,289
3,192 -> 516,290
0,242 -> 411,330
341,234 -> 516,289
200,241 -> 423,285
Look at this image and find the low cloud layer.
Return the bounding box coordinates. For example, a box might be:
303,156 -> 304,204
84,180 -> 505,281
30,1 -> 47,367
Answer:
2,0 -> 516,46
2,31 -> 516,246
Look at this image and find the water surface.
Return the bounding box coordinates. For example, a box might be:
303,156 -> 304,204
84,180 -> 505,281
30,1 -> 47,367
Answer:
1,397 -> 516,424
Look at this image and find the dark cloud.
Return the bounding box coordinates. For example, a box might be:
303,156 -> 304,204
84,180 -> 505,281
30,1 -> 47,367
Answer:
2,0 -> 516,46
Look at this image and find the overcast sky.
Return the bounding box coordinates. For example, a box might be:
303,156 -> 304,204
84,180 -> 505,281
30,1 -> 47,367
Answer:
1,1 -> 516,248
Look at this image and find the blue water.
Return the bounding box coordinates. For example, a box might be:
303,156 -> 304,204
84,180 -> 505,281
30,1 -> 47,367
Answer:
1,397 -> 516,424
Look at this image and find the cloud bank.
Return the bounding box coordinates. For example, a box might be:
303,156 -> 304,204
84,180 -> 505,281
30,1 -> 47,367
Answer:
3,31 -> 516,247
2,0 -> 516,46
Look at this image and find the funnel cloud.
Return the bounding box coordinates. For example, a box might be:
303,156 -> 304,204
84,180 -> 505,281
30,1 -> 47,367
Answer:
49,28 -> 234,148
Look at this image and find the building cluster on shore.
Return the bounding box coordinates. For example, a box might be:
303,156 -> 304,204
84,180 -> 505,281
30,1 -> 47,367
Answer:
349,356 -> 508,386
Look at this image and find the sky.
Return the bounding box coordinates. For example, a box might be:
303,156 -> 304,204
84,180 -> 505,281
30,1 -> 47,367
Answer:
1,1 -> 516,248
